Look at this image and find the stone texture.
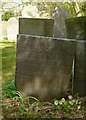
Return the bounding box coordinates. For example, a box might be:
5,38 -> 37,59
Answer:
22,5 -> 39,18
74,40 -> 86,96
7,17 -> 18,40
66,16 -> 86,97
53,5 -> 69,38
2,21 -> 7,36
0,22 -> 2,40
15,34 -> 76,100
65,16 -> 86,40
19,18 -> 54,37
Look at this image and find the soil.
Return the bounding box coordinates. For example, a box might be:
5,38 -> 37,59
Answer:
1,97 -> 86,119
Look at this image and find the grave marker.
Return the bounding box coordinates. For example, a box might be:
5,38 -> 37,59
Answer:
15,34 -> 76,100
66,16 -> 86,96
19,18 -> 54,37
53,5 -> 69,38
7,17 -> 18,40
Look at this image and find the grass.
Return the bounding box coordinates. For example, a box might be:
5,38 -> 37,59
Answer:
1,40 -> 16,85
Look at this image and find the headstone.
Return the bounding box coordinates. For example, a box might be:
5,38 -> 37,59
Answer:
0,22 -> 2,40
74,40 -> 86,96
7,17 -> 18,40
65,16 -> 86,40
15,34 -> 76,100
2,21 -> 7,36
19,18 -> 54,37
22,5 -> 39,18
65,16 -> 86,97
53,5 -> 69,38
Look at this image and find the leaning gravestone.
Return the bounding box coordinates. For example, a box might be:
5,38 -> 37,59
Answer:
15,34 -> 76,100
7,17 -> 18,40
53,5 -> 69,38
65,16 -> 86,96
22,5 -> 39,18
19,18 -> 54,37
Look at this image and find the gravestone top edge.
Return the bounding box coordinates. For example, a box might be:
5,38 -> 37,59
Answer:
65,16 -> 86,20
17,34 -> 77,42
19,17 -> 54,20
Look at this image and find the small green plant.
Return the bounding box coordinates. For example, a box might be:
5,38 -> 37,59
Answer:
54,95 -> 81,111
16,91 -> 43,116
26,96 -> 43,111
2,80 -> 17,98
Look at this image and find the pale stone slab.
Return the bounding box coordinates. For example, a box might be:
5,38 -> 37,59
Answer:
7,17 -> 18,40
53,5 -> 69,38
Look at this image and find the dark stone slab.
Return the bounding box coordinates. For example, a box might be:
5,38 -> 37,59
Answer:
19,18 -> 54,37
74,40 -> 86,96
65,16 -> 86,40
15,34 -> 76,100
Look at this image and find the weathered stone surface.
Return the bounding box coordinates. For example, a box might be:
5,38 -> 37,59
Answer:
7,17 -> 18,40
2,21 -> 7,36
65,16 -> 86,40
15,34 -> 76,100
22,5 -> 39,18
0,22 -> 2,40
66,16 -> 86,97
74,40 -> 86,96
19,18 -> 54,37
53,5 -> 69,38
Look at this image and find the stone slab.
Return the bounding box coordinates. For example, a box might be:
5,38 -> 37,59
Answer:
19,18 -> 54,37
53,5 -> 69,38
7,17 -> 18,40
74,40 -> 86,96
65,16 -> 86,40
15,34 -> 76,100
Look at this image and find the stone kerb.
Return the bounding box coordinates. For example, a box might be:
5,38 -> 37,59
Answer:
19,18 -> 54,37
7,17 -> 18,40
15,34 -> 76,100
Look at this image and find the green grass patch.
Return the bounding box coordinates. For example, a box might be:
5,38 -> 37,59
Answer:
1,41 -> 16,86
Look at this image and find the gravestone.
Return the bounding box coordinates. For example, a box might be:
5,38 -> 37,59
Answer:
7,17 -> 18,40
15,34 -> 76,100
65,16 -> 86,40
19,18 -> 54,37
74,40 -> 86,96
65,16 -> 86,96
53,5 -> 69,38
22,5 -> 39,18
0,22 -> 2,40
2,21 -> 7,36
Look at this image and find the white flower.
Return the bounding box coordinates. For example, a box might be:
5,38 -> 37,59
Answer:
54,100 -> 58,105
59,101 -> 62,105
61,98 -> 65,103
